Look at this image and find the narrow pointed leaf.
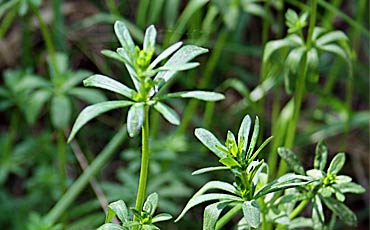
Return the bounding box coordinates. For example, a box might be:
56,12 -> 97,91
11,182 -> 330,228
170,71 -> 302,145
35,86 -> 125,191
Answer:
160,91 -> 224,101
263,35 -> 302,62
238,115 -> 251,153
101,49 -> 132,65
246,116 -> 259,159
328,152 -> 345,175
192,166 -> 229,175
68,100 -> 133,142
107,200 -> 130,223
194,181 -> 237,197
51,94 -> 72,129
153,102 -> 180,125
332,182 -> 365,194
143,25 -> 157,51
83,74 -> 136,99
316,30 -> 348,46
195,128 -> 227,159
219,157 -> 241,168
143,193 -> 158,216
322,196 -> 357,226
149,42 -> 183,69
242,200 -> 260,228
114,21 -> 135,55
175,193 -> 242,222
68,88 -> 107,104
127,103 -> 144,137
249,136 -> 273,162
152,213 -> 172,223
314,141 -> 328,170
277,147 -> 305,175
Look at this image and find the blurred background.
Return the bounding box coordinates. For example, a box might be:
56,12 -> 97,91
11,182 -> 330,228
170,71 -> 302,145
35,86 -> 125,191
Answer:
0,0 -> 368,229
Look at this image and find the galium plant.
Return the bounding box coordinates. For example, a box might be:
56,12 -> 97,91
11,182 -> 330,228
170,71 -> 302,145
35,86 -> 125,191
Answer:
67,21 -> 224,229
175,115 -> 312,229
275,142 -> 365,229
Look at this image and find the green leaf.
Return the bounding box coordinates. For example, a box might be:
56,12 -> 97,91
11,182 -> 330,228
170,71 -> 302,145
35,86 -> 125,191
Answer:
156,62 -> 200,72
335,175 -> 352,184
68,88 -> 107,104
83,74 -> 136,99
152,213 -> 172,223
225,131 -> 238,157
332,182 -> 365,194
193,181 -> 237,197
316,30 -> 348,46
314,141 -> 328,171
143,193 -> 158,216
194,128 -> 228,159
148,42 -> 183,69
238,115 -> 251,153
306,169 -> 323,179
242,200 -> 260,228
143,25 -> 156,52
175,193 -> 242,222
114,21 -> 135,56
248,136 -> 273,163
288,217 -> 313,229
101,49 -> 132,65
263,35 -> 302,62
51,94 -> 72,129
154,45 -> 208,84
107,200 -> 130,223
127,103 -> 144,137
319,44 -> 350,64
26,89 -> 52,124
61,70 -> 91,91
285,46 -> 305,75
97,223 -> 125,230
219,157 -> 241,168
160,91 -> 224,101
153,102 -> 180,125
312,195 -> 325,229
246,116 -> 259,159
192,166 -> 229,175
203,201 -> 231,230
277,147 -> 305,175
68,100 -> 133,142
322,196 -> 357,226
327,152 -> 345,175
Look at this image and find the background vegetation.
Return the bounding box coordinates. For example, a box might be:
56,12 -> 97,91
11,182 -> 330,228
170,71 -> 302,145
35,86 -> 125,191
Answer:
0,0 -> 368,229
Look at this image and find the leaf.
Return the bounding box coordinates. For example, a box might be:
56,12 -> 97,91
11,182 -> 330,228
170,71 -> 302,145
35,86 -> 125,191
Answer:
335,175 -> 352,184
219,157 -> 241,168
242,200 -> 260,228
97,223 -> 125,230
285,46 -> 305,75
83,74 -> 136,99
68,100 -> 133,142
327,152 -> 345,175
101,49 -> 132,65
68,88 -> 107,104
148,42 -> 183,69
157,62 -> 200,72
288,217 -> 313,229
194,128 -> 227,159
332,182 -> 365,194
26,89 -> 52,124
114,21 -> 135,56
143,25 -> 157,52
203,201 -> 232,230
152,213 -> 172,223
154,45 -> 208,84
322,196 -> 357,226
107,200 -> 130,223
277,147 -> 305,175
127,103 -> 144,137
306,169 -> 323,179
51,94 -> 72,129
192,166 -> 229,175
316,30 -> 349,46
246,116 -> 259,159
238,115 -> 251,153
314,141 -> 328,171
248,136 -> 273,163
225,131 -> 238,157
193,181 -> 237,197
153,102 -> 179,125
61,70 -> 91,90
263,35 -> 302,62
319,44 -> 350,64
160,91 -> 224,101
175,193 -> 242,222
312,195 -> 325,229
143,193 -> 158,216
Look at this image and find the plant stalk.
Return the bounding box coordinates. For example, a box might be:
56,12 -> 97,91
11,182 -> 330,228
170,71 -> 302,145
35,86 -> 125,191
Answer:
215,204 -> 242,229
45,127 -> 127,225
289,199 -> 310,219
133,104 -> 150,226
57,129 -> 67,193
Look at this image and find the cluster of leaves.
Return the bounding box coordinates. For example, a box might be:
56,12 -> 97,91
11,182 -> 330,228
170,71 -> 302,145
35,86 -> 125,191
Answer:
263,9 -> 352,93
175,115 -> 312,229
275,142 -> 365,228
99,193 -> 172,230
68,21 -> 224,141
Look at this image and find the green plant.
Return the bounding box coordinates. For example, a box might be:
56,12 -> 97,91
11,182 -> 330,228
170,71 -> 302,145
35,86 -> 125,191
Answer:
67,21 -> 224,229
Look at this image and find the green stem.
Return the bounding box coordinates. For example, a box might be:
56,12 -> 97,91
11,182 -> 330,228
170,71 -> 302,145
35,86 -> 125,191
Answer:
261,0 -> 270,45
45,127 -> 127,225
2,112 -> 19,183
277,0 -> 317,176
57,129 -> 67,193
52,0 -> 66,52
215,204 -> 242,229
133,105 -> 150,226
289,199 -> 309,219
105,0 -> 119,16
0,7 -> 17,39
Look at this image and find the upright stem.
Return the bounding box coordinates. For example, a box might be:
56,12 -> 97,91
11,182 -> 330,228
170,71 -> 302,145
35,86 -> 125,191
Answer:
52,0 -> 66,52
57,129 -> 67,194
134,104 -> 150,225
277,0 -> 317,176
215,204 -> 242,229
289,199 -> 309,219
